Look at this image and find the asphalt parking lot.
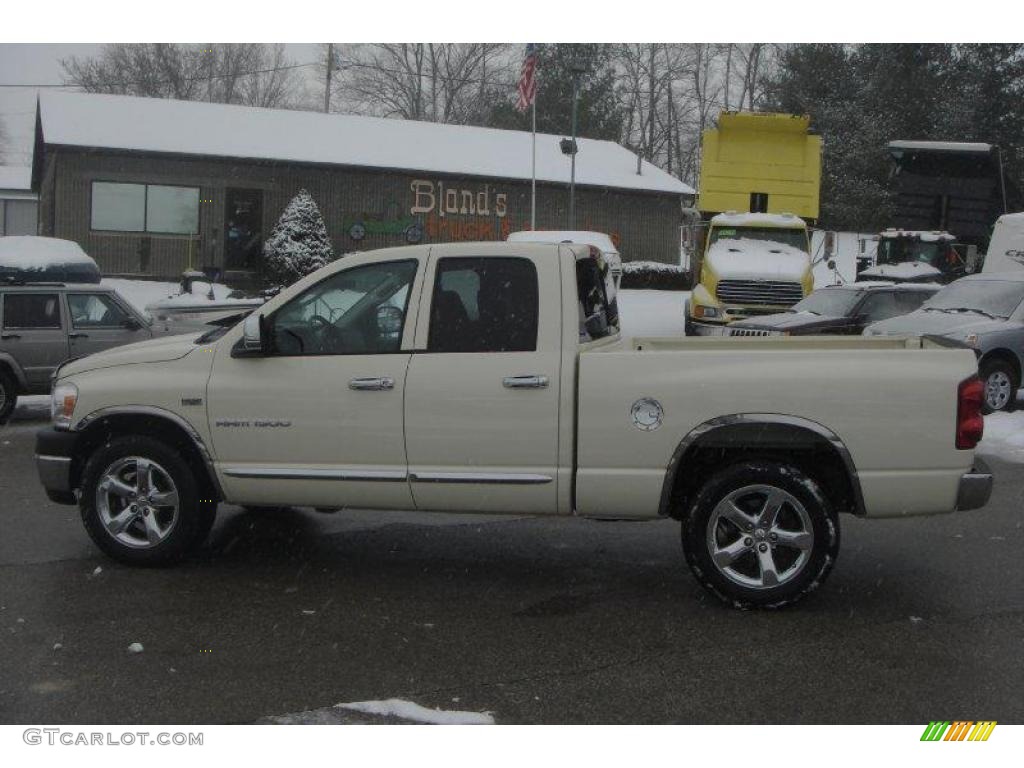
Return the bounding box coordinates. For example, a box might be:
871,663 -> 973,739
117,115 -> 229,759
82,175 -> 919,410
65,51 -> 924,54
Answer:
1,401 -> 1022,725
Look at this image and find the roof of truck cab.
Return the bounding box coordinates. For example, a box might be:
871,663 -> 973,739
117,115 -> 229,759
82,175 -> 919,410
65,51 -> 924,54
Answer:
709,212 -> 806,228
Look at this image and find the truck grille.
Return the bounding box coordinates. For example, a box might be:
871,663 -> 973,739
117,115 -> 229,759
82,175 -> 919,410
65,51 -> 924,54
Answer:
716,279 -> 804,307
728,328 -> 773,337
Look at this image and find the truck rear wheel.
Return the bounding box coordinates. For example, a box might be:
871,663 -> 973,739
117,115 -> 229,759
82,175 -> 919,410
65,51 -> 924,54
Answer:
80,435 -> 216,566
681,461 -> 839,609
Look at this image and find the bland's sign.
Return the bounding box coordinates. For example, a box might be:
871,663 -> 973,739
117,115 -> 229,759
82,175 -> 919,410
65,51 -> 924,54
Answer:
410,180 -> 508,219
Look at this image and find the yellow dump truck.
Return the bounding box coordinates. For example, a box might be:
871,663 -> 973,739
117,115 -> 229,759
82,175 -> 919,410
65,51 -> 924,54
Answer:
685,112 -> 822,335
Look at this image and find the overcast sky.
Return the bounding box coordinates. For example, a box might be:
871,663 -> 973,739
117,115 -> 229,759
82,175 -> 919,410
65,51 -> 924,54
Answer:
0,44 -> 321,167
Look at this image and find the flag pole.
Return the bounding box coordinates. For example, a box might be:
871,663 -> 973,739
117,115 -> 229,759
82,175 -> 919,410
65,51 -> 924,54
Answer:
530,95 -> 537,230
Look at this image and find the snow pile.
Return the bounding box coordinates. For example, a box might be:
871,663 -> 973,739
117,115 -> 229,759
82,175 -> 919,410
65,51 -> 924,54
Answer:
705,238 -> 810,282
263,190 -> 333,286
859,262 -> 942,281
879,229 -> 955,243
102,277 -> 250,316
620,261 -> 689,291
977,411 -> 1024,463
0,236 -> 95,270
617,289 -> 688,337
337,699 -> 494,725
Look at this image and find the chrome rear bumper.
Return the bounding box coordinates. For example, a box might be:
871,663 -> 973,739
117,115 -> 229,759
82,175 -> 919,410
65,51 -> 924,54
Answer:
957,458 -> 993,512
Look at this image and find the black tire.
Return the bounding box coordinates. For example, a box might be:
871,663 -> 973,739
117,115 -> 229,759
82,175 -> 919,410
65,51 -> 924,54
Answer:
979,358 -> 1018,414
0,369 -> 18,425
681,461 -> 840,609
683,301 -> 694,337
80,435 -> 216,566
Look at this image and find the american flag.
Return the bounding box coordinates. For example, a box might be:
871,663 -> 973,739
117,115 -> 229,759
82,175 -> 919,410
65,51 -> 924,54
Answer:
515,44 -> 539,112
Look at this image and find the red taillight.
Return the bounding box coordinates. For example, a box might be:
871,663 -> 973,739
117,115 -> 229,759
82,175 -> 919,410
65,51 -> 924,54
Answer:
956,376 -> 984,450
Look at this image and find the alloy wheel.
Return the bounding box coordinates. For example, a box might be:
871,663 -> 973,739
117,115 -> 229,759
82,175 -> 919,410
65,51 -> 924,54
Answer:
706,483 -> 814,589
96,456 -> 180,548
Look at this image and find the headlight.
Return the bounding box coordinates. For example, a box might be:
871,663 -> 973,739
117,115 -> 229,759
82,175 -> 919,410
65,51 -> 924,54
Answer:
51,383 -> 78,430
694,305 -> 719,319
964,332 -> 979,347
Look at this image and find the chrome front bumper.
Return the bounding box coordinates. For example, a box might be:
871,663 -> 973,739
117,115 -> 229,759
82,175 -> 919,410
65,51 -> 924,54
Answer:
956,458 -> 993,512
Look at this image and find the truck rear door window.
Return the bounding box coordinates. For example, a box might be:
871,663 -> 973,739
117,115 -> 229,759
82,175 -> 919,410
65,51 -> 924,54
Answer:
3,293 -> 62,329
576,257 -> 618,341
428,257 -> 538,353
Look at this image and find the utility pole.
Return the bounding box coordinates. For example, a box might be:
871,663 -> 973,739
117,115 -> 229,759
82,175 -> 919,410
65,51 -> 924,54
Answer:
567,60 -> 587,229
324,43 -> 334,114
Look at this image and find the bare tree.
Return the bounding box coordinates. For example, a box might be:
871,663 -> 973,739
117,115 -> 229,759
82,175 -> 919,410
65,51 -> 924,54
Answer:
61,44 -> 304,108
327,44 -> 509,124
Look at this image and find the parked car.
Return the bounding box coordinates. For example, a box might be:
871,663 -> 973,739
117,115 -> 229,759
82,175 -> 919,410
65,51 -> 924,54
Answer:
864,273 -> 1024,412
728,282 -> 940,336
0,236 -> 102,284
36,242 -> 991,608
0,282 -> 186,423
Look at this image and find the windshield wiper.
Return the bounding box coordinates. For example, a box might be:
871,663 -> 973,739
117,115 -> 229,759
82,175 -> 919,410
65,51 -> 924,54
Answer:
936,307 -> 999,319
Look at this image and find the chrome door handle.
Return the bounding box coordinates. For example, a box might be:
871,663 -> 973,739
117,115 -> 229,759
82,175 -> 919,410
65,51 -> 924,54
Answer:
349,376 -> 395,391
503,375 -> 549,389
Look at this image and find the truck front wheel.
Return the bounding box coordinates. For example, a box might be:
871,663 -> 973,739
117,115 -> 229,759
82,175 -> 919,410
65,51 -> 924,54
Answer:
681,461 -> 839,609
80,435 -> 215,566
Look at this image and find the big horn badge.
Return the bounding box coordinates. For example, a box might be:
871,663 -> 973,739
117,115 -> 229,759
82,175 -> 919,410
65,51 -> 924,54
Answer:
630,398 -> 664,431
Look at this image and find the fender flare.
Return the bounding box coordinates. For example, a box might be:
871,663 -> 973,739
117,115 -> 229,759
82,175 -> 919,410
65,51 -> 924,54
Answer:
657,413 -> 866,517
73,405 -> 224,499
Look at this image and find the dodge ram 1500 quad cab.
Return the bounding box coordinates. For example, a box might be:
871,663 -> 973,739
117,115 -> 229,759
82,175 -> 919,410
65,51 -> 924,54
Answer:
35,241 -> 993,608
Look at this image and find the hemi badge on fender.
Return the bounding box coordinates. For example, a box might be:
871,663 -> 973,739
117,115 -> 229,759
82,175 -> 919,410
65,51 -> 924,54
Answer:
181,398 -> 203,407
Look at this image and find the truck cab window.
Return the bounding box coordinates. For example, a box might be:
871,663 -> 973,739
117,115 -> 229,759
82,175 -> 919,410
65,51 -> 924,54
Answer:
577,257 -> 617,341
270,260 -> 417,356
428,257 -> 538,353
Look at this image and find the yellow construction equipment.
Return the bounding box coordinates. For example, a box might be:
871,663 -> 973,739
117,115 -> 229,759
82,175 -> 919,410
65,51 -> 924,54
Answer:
698,112 -> 822,222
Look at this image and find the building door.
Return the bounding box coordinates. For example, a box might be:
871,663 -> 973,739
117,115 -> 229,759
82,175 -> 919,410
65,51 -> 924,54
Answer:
224,189 -> 263,271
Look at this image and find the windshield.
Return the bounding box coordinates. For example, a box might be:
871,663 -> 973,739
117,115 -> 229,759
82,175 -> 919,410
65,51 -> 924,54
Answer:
793,288 -> 864,316
877,239 -> 951,268
709,226 -> 808,253
924,280 -> 1024,318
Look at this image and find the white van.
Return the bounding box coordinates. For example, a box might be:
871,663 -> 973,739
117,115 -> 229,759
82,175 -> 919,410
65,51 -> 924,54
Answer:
982,212 -> 1024,274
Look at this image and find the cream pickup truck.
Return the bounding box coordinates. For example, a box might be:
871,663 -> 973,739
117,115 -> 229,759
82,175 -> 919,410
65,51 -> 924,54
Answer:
35,242 -> 992,608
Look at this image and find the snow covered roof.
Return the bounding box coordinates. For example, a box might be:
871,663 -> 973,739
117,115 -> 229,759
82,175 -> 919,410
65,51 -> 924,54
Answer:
0,165 -> 35,200
37,92 -> 694,196
888,140 -> 993,154
879,229 -> 955,242
710,211 -> 805,228
507,230 -> 619,255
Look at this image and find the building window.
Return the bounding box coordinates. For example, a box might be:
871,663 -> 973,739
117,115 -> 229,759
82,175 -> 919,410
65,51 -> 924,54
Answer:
91,182 -> 199,235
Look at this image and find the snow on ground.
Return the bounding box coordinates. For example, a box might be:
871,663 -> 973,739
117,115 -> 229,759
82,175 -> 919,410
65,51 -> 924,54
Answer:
337,699 -> 494,725
617,289 -> 688,338
977,410 -> 1024,463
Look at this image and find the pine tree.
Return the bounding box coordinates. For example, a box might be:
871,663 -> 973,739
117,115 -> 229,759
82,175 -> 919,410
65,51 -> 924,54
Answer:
263,190 -> 334,286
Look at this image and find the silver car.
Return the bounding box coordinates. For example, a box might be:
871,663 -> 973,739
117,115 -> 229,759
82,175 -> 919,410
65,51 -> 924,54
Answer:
0,282 -> 178,423
864,273 -> 1024,412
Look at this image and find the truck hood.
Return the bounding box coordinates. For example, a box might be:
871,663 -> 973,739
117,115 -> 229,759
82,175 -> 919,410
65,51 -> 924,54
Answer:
731,311 -> 850,333
866,309 -> 1009,337
706,238 -> 810,282
59,333 -> 201,378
